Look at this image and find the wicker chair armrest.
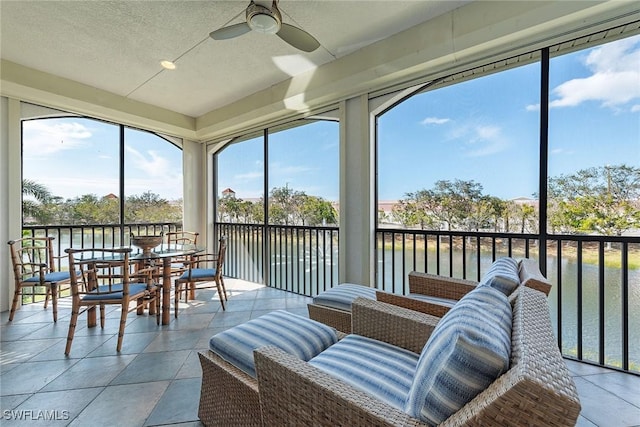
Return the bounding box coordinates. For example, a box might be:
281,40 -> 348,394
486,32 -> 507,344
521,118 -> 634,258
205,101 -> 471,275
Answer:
409,271 -> 477,300
376,292 -> 451,318
351,297 -> 439,353
20,262 -> 47,270
255,345 -> 427,427
518,258 -> 552,296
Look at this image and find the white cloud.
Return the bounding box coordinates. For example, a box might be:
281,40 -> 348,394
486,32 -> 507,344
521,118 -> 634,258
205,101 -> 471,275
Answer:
22,120 -> 92,155
421,117 -> 451,125
550,36 -> 640,110
234,171 -> 262,181
125,145 -> 173,178
474,125 -> 500,141
268,162 -> 315,178
466,125 -> 508,157
446,121 -> 509,157
631,104 -> 640,113
526,103 -> 540,112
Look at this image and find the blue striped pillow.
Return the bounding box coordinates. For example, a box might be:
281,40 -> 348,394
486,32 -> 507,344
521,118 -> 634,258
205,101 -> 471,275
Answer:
404,286 -> 512,425
209,310 -> 338,377
479,257 -> 520,296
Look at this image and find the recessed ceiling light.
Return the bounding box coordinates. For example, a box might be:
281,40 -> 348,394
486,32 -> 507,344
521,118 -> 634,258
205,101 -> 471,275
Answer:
160,60 -> 176,70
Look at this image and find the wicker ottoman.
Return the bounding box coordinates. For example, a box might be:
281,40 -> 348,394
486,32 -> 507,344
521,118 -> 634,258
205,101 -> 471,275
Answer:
198,310 -> 339,426
307,283 -> 377,333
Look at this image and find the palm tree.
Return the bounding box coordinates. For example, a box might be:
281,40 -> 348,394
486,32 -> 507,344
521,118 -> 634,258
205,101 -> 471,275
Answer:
22,179 -> 53,224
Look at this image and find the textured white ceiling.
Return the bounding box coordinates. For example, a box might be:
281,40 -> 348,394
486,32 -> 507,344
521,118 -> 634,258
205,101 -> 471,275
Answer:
0,0 -> 468,118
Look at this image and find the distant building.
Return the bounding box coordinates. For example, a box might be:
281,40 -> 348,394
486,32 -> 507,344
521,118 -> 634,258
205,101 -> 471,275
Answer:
221,188 -> 236,198
103,193 -> 118,200
378,200 -> 399,224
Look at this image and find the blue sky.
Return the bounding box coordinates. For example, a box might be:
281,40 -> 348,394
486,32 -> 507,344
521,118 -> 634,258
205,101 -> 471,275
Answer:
23,35 -> 639,203
23,119 -> 183,200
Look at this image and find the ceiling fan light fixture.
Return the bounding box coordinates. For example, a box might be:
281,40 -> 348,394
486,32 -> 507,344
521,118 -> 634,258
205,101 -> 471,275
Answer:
246,2 -> 281,34
249,13 -> 279,34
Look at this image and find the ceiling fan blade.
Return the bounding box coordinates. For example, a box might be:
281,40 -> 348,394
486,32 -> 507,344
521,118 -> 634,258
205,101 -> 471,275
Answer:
277,23 -> 320,52
210,22 -> 251,40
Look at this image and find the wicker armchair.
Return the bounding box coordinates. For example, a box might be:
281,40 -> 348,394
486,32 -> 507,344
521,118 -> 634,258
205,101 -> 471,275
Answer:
255,286 -> 581,427
309,257 -> 551,332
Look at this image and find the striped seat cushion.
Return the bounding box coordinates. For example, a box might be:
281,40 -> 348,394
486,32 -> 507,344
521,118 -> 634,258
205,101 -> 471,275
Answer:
408,293 -> 456,308
404,286 -> 512,425
479,257 -> 520,296
209,310 -> 338,378
309,334 -> 419,410
312,283 -> 377,311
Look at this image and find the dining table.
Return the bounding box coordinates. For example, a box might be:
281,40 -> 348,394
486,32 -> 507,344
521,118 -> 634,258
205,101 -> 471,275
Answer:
77,243 -> 204,327
130,243 -> 204,325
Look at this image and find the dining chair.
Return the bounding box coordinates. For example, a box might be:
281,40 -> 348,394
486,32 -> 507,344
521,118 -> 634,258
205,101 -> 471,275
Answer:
7,236 -> 72,322
166,230 -> 199,247
64,247 -> 160,354
174,236 -> 227,317
165,231 -> 200,290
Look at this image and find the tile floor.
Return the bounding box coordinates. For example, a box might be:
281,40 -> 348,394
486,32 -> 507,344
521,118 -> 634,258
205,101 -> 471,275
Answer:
1,278 -> 639,426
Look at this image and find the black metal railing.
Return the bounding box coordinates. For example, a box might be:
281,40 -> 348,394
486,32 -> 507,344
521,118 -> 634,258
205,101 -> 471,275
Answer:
23,222 -> 182,261
376,228 -> 640,375
215,222 -> 339,295
18,222 -> 638,374
18,223 -> 182,303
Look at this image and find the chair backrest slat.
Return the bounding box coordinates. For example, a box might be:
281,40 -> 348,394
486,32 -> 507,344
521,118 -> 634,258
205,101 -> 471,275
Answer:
8,237 -> 57,280
66,247 -> 134,298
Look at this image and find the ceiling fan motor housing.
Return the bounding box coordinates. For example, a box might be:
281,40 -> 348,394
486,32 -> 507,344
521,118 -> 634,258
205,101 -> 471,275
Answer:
246,2 -> 281,34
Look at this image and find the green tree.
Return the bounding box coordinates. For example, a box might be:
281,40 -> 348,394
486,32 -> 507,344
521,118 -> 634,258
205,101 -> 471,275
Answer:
125,191 -> 180,223
429,180 -> 484,231
218,194 -> 242,222
269,185 -> 305,225
69,194 -> 103,224
509,201 -> 537,233
300,196 -> 337,226
548,164 -> 640,236
392,197 -> 436,229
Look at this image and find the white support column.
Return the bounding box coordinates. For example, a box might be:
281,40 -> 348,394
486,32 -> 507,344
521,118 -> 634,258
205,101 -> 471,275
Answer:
1,97 -> 22,311
181,138 -> 206,245
339,95 -> 375,287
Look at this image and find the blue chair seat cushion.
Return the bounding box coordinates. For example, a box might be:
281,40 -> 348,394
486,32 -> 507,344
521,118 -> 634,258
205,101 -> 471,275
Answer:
81,283 -> 149,301
312,283 -> 377,311
404,286 -> 512,425
209,310 -> 339,378
479,257 -> 520,296
178,268 -> 216,280
24,271 -> 71,284
309,334 -> 419,411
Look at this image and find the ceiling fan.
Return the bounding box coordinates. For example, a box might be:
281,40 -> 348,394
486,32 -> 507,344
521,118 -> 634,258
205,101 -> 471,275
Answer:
209,0 -> 320,52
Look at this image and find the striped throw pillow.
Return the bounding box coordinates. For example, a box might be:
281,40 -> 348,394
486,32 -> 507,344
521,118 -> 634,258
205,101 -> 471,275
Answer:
404,286 -> 512,425
479,257 -> 520,296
